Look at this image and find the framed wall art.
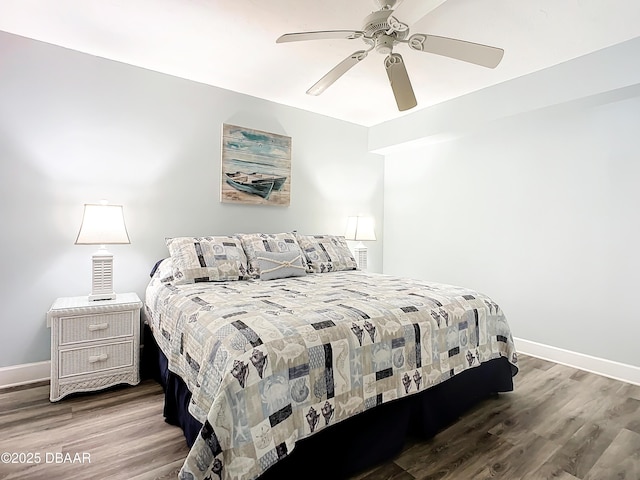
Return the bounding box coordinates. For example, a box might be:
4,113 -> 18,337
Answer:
221,124 -> 291,206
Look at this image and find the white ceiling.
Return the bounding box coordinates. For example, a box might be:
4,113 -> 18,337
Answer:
1,0 -> 639,126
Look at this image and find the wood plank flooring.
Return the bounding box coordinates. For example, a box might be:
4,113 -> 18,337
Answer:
1,355 -> 639,480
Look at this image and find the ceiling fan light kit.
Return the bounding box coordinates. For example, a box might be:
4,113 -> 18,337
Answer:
276,0 -> 504,112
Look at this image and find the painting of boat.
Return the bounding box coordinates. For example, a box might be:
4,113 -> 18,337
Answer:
221,124 -> 291,206
225,172 -> 287,199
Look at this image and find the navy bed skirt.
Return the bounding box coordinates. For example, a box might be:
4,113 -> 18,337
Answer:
142,324 -> 514,479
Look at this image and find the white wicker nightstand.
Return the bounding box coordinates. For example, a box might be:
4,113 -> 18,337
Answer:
47,293 -> 142,402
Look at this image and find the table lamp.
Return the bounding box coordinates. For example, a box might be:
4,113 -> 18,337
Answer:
345,216 -> 376,270
75,202 -> 130,301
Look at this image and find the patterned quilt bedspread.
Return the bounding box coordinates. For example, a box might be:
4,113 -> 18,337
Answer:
145,260 -> 518,480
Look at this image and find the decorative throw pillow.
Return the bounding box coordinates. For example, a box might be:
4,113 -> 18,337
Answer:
256,250 -> 307,281
294,234 -> 357,273
238,233 -> 302,278
165,236 -> 248,284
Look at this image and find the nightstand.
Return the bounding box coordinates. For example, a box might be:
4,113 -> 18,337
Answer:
47,292 -> 142,402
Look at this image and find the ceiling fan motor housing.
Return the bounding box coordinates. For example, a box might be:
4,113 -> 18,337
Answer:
362,10 -> 409,48
375,35 -> 395,54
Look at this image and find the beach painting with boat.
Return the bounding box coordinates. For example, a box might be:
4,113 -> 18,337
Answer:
221,124 -> 291,206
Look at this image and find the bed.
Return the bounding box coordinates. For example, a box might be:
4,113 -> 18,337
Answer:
144,233 -> 518,480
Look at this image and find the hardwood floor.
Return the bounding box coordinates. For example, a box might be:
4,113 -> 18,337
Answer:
1,355 -> 639,480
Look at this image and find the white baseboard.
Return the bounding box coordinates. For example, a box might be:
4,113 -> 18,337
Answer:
0,361 -> 50,389
514,337 -> 640,386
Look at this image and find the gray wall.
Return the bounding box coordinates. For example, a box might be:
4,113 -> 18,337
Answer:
380,38 -> 640,367
3,28 -> 638,371
0,31 -> 384,367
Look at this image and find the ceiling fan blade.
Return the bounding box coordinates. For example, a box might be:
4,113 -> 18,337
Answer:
384,53 -> 417,111
408,34 -> 504,68
306,51 -> 368,96
277,30 -> 364,43
390,0 -> 447,26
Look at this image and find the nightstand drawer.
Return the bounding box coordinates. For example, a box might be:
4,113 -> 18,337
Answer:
59,341 -> 134,377
59,312 -> 134,345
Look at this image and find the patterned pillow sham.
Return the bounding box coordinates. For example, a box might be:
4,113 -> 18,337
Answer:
294,233 -> 357,273
165,236 -> 248,284
256,250 -> 307,281
237,233 -> 302,278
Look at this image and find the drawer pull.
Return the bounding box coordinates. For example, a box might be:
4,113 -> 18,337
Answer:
88,323 -> 109,332
88,353 -> 109,363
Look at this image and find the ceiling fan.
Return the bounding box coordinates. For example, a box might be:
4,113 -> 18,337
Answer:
276,0 -> 504,111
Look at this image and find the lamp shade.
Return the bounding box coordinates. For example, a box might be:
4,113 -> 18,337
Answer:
345,216 -> 376,242
75,204 -> 130,245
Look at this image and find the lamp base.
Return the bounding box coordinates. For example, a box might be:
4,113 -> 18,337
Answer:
354,242 -> 368,271
90,250 -> 116,302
